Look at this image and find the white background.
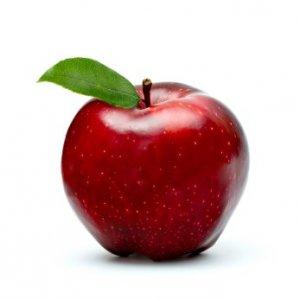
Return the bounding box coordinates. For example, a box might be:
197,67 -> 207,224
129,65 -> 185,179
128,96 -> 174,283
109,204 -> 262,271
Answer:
0,0 -> 299,298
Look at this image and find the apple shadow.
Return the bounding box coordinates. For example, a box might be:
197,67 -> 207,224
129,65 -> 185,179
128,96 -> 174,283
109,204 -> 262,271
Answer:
102,251 -> 213,266
72,241 -> 261,269
77,248 -> 232,268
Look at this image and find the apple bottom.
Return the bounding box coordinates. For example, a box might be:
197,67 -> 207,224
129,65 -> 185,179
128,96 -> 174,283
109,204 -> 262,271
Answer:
66,186 -> 238,261
102,235 -> 221,260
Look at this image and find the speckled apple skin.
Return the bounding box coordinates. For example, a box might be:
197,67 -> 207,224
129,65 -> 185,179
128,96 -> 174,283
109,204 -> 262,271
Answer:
62,83 -> 249,261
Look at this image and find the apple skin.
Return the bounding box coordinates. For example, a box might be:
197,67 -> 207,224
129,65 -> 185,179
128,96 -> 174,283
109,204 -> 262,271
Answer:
62,82 -> 249,261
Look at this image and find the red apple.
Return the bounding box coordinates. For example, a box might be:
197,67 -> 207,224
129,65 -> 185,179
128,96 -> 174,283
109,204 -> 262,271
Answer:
62,82 -> 249,261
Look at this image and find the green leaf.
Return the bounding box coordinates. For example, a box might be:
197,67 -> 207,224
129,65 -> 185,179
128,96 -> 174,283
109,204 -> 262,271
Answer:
38,57 -> 140,108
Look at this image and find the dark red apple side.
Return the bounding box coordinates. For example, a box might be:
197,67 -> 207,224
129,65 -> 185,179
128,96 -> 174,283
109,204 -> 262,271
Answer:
62,83 -> 249,261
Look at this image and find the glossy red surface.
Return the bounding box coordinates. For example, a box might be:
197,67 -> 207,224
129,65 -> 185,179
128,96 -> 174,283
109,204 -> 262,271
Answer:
62,82 -> 249,260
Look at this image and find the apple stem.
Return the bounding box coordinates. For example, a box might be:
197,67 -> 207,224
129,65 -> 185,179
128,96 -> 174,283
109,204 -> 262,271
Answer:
142,78 -> 152,108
